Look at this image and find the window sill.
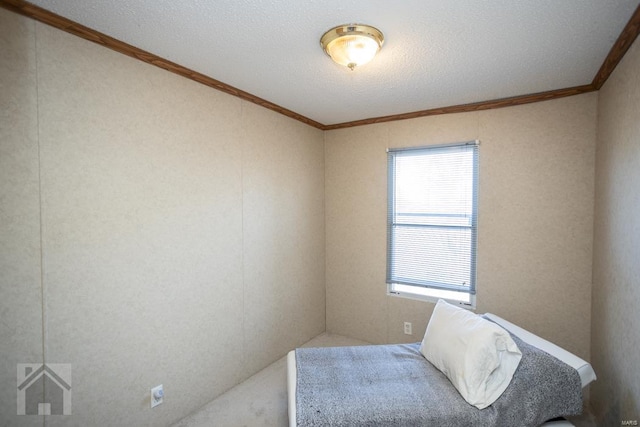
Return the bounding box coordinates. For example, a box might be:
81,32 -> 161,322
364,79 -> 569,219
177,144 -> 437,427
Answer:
387,285 -> 476,310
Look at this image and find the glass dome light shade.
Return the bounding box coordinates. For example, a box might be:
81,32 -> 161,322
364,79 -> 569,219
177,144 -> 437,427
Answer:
321,24 -> 384,70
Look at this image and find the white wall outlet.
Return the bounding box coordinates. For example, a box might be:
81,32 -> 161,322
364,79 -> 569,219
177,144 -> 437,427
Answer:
151,384 -> 164,408
403,322 -> 412,335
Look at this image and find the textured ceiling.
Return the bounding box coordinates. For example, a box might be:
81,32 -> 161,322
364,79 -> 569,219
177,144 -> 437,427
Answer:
28,0 -> 640,126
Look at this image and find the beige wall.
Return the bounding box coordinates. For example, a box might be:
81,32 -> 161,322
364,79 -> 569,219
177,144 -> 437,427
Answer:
0,10 -> 43,427
591,35 -> 640,425
0,8 -> 324,427
325,93 -> 597,360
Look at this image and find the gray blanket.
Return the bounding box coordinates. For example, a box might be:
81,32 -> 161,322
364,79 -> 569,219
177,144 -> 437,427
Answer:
295,334 -> 582,426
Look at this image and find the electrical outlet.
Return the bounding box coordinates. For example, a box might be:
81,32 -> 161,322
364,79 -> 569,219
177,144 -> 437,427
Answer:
403,322 -> 412,335
151,384 -> 164,408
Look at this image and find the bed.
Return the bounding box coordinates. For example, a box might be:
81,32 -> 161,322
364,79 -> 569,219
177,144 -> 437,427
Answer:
287,302 -> 596,427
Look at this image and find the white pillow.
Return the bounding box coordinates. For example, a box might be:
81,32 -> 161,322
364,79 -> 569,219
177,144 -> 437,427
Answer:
420,299 -> 522,409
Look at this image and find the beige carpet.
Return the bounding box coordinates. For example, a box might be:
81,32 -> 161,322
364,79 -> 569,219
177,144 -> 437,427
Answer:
172,333 -> 369,427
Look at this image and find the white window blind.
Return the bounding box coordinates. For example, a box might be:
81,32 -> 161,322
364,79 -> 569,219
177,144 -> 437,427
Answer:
386,141 -> 479,305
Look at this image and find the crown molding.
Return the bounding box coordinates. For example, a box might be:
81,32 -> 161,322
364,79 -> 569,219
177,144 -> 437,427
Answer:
592,3 -> 640,89
323,84 -> 597,130
2,0 -> 639,130
0,0 -> 326,130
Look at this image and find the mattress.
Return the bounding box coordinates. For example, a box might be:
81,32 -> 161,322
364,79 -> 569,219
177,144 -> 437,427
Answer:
483,314 -> 596,388
287,313 -> 596,427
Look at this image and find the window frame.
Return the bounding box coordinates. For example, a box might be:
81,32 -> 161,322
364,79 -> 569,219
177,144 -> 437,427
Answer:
386,140 -> 479,309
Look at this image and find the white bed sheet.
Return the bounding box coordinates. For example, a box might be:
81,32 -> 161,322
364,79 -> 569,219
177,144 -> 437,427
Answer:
286,350 -> 297,427
287,313 -> 596,427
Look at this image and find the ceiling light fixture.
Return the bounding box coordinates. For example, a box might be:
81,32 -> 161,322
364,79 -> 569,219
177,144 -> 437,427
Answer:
320,24 -> 384,71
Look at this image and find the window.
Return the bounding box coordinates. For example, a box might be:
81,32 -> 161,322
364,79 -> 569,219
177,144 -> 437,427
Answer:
386,141 -> 479,308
